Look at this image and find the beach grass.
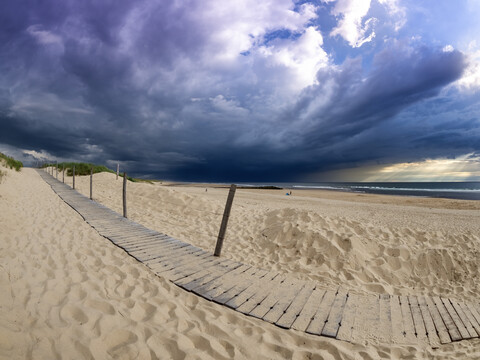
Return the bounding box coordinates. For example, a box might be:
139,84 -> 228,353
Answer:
42,162 -> 151,183
0,152 -> 23,171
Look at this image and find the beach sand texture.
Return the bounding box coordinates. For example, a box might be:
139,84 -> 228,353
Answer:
1,165 -> 480,359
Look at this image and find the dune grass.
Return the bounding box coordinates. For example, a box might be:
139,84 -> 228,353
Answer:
0,152 -> 23,171
41,162 -> 149,183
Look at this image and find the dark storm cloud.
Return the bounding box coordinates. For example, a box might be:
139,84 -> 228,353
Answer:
0,0 -> 478,181
288,44 -> 467,157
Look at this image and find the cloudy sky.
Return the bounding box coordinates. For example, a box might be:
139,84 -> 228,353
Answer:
1,0 -> 480,182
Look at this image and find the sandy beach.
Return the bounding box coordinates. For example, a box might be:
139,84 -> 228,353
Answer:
1,165 -> 480,359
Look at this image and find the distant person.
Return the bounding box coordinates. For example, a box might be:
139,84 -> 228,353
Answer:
205,188 -> 208,192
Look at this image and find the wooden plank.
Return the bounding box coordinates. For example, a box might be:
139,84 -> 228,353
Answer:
408,296 -> 428,343
107,232 -> 157,242
432,296 -> 460,341
275,282 -> 316,329
400,295 -> 418,344
127,236 -> 184,250
452,301 -> 479,338
174,259 -> 240,284
390,295 -> 405,344
417,296 -> 441,347
219,270 -> 278,307
424,296 -> 452,344
127,239 -> 187,255
175,260 -> 241,288
124,241 -> 179,255
162,257 -> 222,282
440,297 -> 470,339
351,294 -> 379,344
115,234 -> 164,246
100,225 -> 148,234
194,265 -> 257,300
114,230 -> 163,241
465,302 -> 480,335
132,244 -> 196,264
130,237 -> 185,251
118,236 -> 173,249
204,267 -> 266,303
144,248 -> 206,269
159,255 -> 219,279
291,288 -> 326,332
151,251 -> 211,273
377,294 -> 392,344
263,280 -> 307,324
459,303 -> 480,335
336,293 -> 359,343
191,264 -> 252,297
120,238 -> 169,251
139,245 -> 199,263
236,274 -> 290,319
305,289 -> 337,335
263,279 -> 306,324
321,289 -> 348,338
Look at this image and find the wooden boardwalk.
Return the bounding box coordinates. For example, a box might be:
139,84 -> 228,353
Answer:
38,170 -> 480,347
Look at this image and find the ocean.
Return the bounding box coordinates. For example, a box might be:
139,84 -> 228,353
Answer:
235,182 -> 480,200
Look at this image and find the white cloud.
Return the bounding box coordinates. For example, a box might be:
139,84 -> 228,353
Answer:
26,25 -> 63,45
443,44 -> 454,52
378,0 -> 406,31
256,27 -> 329,91
210,95 -> 250,118
22,149 -> 53,161
118,0 -> 328,125
454,43 -> 480,91
330,0 -> 376,48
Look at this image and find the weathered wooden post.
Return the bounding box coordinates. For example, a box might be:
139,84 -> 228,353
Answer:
123,172 -> 127,218
62,167 -> 65,183
116,163 -> 119,180
73,165 -> 75,189
90,166 -> 93,200
214,184 -> 237,257
56,161 -> 58,179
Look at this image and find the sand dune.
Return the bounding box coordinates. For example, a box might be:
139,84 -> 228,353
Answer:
1,166 -> 480,359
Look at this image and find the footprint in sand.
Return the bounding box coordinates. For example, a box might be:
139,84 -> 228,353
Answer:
85,298 -> 115,315
60,304 -> 89,325
102,329 -> 139,358
130,301 -> 156,322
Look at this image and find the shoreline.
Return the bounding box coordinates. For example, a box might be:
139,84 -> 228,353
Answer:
162,179 -> 480,201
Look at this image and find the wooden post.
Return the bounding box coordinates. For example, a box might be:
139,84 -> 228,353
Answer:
123,172 -> 127,218
62,167 -> 65,183
116,163 -> 119,180
73,165 -> 75,189
90,166 -> 93,200
56,161 -> 58,179
214,184 -> 237,257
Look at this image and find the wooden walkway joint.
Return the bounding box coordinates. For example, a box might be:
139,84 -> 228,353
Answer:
37,169 -> 480,347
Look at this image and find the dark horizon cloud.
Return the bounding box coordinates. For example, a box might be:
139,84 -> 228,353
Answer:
1,0 -> 479,182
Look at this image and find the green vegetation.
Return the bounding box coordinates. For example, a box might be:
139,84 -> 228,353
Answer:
41,162 -> 153,183
0,152 -> 23,171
